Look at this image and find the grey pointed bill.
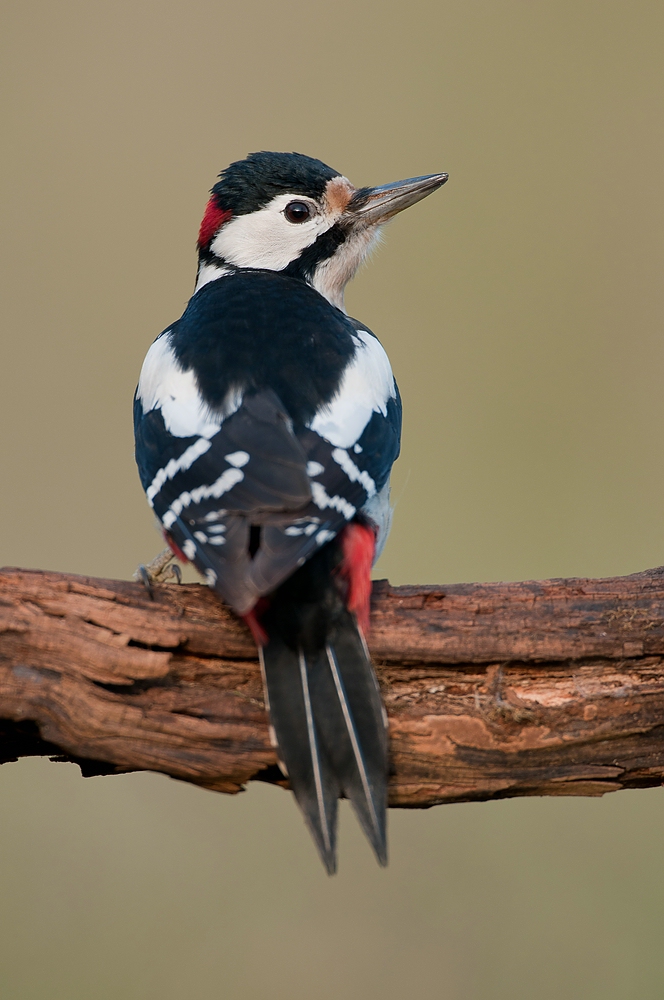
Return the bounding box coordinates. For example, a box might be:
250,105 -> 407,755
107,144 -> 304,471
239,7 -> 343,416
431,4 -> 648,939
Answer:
346,172 -> 448,226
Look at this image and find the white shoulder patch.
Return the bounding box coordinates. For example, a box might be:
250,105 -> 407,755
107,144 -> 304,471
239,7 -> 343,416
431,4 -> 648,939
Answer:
136,332 -> 241,438
308,330 -> 396,448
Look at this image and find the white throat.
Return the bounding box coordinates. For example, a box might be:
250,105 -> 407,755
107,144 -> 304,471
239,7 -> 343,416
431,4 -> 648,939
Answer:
308,227 -> 382,312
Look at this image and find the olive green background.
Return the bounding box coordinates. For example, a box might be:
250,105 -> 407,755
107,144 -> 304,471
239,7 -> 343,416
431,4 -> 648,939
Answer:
2,1 -> 664,997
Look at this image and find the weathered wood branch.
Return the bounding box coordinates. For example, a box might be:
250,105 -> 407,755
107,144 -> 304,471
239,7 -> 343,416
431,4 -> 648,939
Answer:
2,566 -> 664,805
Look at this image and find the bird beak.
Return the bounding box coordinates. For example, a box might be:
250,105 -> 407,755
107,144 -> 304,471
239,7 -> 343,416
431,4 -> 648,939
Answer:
345,172 -> 448,226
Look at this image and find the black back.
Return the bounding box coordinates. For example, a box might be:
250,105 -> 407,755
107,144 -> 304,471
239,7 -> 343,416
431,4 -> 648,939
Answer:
170,270 -> 356,427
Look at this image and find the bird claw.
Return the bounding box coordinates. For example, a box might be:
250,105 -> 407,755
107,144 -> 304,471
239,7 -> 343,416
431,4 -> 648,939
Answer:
136,564 -> 154,599
133,548 -> 183,597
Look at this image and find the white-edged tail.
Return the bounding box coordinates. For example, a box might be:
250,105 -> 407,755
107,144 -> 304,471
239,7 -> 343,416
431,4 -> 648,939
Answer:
326,643 -> 386,862
260,610 -> 388,873
298,647 -> 334,862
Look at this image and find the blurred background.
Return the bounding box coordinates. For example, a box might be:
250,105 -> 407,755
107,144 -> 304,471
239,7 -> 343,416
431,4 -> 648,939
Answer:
2,1 -> 664,996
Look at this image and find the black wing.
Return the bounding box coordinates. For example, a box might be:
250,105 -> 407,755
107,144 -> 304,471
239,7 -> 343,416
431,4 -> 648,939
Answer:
135,387 -> 382,612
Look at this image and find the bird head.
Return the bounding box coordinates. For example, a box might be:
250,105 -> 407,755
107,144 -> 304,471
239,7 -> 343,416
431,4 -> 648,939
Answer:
195,151 -> 447,310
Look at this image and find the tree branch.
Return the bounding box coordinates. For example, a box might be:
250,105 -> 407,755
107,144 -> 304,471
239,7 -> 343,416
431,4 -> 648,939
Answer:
2,565 -> 664,805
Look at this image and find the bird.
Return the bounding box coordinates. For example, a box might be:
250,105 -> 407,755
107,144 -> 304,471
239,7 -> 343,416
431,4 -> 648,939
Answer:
133,151 -> 447,872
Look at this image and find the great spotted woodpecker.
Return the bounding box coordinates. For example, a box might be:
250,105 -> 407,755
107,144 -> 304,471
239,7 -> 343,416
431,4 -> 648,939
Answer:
134,152 -> 447,872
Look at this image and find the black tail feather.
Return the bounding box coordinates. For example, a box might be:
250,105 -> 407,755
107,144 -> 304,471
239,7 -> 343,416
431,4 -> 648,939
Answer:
259,638 -> 340,874
261,605 -> 388,872
258,537 -> 388,872
324,636 -> 388,865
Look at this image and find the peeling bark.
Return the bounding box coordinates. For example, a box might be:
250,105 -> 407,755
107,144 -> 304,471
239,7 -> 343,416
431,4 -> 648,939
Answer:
1,566 -> 664,806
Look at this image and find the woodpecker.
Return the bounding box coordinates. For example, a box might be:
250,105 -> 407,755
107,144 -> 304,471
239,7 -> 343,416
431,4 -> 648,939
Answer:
134,152 -> 447,872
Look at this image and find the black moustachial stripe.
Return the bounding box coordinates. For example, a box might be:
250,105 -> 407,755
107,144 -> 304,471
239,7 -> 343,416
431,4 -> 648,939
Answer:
283,222 -> 350,284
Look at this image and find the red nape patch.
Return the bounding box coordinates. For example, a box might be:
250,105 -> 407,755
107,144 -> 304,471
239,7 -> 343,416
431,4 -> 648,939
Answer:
163,532 -> 188,564
339,522 -> 376,635
197,198 -> 231,249
242,598 -> 270,648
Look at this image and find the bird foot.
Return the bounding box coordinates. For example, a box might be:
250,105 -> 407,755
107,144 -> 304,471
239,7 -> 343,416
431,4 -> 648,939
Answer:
133,548 -> 182,598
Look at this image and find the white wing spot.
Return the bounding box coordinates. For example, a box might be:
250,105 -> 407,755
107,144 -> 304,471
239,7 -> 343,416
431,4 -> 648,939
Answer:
205,569 -> 217,586
146,437 -> 213,505
331,448 -> 376,498
311,481 -> 356,520
306,461 -> 325,477
315,529 -> 336,546
204,510 -> 227,522
194,531 -> 208,543
284,517 -> 321,537
161,468 -> 244,529
183,539 -> 197,560
225,451 -> 250,468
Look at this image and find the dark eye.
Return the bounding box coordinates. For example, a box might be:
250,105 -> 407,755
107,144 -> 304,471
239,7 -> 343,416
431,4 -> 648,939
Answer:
284,201 -> 312,224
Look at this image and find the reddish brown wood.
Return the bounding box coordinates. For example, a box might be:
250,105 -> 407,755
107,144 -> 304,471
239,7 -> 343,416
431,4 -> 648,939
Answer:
2,565 -> 664,805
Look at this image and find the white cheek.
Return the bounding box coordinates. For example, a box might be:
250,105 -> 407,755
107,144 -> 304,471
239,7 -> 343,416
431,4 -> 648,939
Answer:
210,193 -> 329,270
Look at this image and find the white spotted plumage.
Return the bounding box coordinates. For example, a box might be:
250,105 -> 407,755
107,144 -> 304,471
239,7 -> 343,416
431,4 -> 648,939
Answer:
137,320 -> 397,562
310,481 -> 357,520
145,436 -> 212,505
331,448 -> 376,498
161,466 -> 245,529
